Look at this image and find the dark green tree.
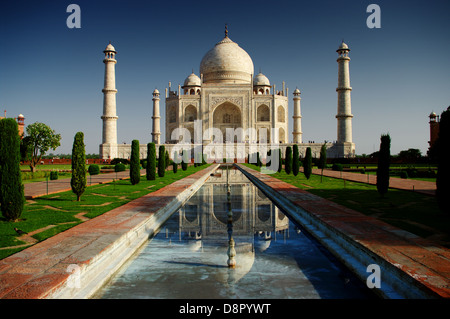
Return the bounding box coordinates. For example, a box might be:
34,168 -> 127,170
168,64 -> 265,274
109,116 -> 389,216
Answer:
303,147 -> 312,180
130,140 -> 140,185
71,132 -> 86,201
292,144 -> 300,176
285,146 -> 292,174
376,134 -> 391,197
172,152 -> 178,173
146,143 -> 156,180
181,150 -> 188,171
158,145 -> 166,177
165,150 -> 170,169
436,107 -> 450,214
319,143 -> 327,182
278,148 -> 282,173
0,118 -> 25,221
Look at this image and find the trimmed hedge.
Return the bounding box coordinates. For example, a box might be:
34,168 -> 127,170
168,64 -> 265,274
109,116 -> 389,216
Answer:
88,164 -> 100,175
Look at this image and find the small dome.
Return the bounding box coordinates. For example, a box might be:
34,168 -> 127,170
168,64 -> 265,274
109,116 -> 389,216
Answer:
18,114 -> 24,118
253,72 -> 270,86
293,88 -> 301,95
153,89 -> 160,95
104,42 -> 116,52
183,72 -> 201,87
429,112 -> 437,118
337,41 -> 350,52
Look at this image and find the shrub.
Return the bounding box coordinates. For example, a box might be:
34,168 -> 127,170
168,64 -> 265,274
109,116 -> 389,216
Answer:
147,143 -> 156,181
141,160 -> 147,169
88,164 -> 100,175
111,158 -> 129,165
50,171 -> 59,180
332,163 -> 343,171
114,163 -> 126,172
0,118 -> 25,221
360,168 -> 366,174
71,132 -> 86,201
400,171 -> 408,179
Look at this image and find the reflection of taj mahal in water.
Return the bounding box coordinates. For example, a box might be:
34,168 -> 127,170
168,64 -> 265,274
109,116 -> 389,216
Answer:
163,168 -> 290,251
100,27 -> 355,160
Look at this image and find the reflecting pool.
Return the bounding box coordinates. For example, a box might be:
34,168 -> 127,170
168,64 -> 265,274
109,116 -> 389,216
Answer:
94,166 -> 376,299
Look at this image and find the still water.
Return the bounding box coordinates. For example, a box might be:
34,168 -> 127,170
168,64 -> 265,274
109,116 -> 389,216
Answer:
94,167 -> 375,299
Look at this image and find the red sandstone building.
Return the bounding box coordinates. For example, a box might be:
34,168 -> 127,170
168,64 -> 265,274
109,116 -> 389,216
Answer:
0,111 -> 25,138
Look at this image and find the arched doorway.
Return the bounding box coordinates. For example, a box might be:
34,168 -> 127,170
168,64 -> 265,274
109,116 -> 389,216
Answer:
212,102 -> 242,142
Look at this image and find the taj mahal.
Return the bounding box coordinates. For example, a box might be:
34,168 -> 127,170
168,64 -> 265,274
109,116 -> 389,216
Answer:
99,27 -> 355,161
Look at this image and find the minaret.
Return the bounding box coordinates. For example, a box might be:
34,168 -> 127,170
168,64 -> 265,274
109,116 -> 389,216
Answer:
336,41 -> 353,144
100,42 -> 118,159
152,89 -> 161,144
292,88 -> 302,144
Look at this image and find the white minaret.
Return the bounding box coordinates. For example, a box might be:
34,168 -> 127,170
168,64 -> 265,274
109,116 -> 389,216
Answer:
152,89 -> 161,144
292,88 -> 302,144
100,42 -> 118,159
336,41 -> 353,145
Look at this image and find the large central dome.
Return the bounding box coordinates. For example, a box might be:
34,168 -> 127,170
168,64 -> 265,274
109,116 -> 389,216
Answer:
200,35 -> 254,84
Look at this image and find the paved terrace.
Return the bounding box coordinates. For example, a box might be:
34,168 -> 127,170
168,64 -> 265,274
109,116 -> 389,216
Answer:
237,164 -> 450,298
0,165 -> 218,299
3,163 -> 447,299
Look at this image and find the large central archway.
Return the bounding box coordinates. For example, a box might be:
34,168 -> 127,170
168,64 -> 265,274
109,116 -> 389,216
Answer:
212,102 -> 242,142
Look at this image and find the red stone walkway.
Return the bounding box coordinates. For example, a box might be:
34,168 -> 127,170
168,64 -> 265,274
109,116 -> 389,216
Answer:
310,168 -> 436,196
0,165 -> 217,299
238,164 -> 450,299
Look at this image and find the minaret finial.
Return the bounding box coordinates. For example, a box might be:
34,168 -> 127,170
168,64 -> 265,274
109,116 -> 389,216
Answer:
225,23 -> 228,38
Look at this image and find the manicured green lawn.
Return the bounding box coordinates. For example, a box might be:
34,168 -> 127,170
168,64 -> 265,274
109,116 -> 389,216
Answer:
0,165 -> 210,259
244,164 -> 450,247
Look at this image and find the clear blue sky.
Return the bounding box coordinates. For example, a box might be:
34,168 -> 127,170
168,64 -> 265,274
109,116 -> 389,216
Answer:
1,0 -> 449,156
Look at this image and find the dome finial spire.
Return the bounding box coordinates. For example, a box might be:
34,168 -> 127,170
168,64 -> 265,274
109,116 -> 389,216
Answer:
225,23 -> 228,38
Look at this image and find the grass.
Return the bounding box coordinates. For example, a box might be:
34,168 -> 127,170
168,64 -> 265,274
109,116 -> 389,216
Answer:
0,164 -> 210,259
243,164 -> 450,247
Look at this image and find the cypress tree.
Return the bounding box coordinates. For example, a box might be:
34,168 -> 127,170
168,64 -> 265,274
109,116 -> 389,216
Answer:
319,143 -> 327,182
0,118 -> 25,221
436,107 -> 450,214
146,142 -> 156,180
165,150 -> 170,169
130,140 -> 140,185
181,150 -> 188,171
376,134 -> 391,197
172,152 -> 178,173
292,144 -> 300,176
304,147 -> 312,180
71,132 -> 86,201
285,146 -> 292,174
278,148 -> 282,173
158,145 -> 165,177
